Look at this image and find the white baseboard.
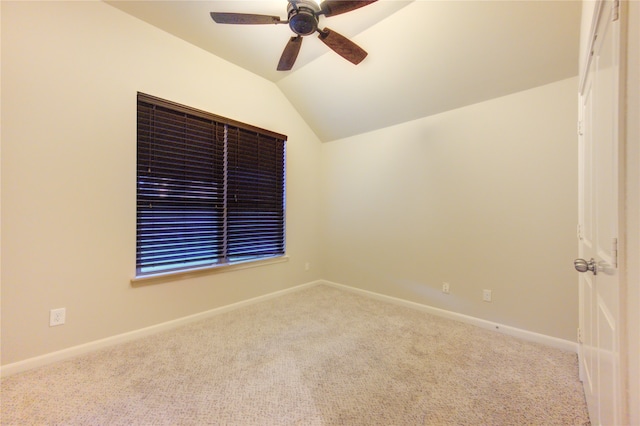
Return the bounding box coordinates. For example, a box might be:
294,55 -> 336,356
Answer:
1,279 -> 577,377
0,281 -> 321,378
320,280 -> 578,353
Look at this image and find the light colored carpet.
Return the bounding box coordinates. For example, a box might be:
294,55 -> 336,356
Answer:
1,284 -> 590,425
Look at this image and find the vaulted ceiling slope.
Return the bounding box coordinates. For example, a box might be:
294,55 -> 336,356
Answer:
106,1 -> 581,142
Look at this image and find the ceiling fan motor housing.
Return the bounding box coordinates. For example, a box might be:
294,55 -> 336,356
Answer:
287,0 -> 320,36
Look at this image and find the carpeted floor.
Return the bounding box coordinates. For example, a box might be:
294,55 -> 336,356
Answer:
1,284 -> 590,425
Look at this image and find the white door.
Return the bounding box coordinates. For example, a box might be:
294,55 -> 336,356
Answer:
577,0 -> 623,424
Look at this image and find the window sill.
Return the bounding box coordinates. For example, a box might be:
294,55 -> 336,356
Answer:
131,255 -> 289,286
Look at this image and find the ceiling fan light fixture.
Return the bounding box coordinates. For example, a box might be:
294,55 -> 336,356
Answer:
210,0 -> 378,70
287,0 -> 320,36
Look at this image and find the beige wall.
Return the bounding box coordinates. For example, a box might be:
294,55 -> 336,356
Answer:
320,77 -> 579,341
1,1 -> 581,367
0,1 -> 323,365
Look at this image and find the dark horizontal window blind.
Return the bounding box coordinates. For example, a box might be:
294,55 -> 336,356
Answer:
137,93 -> 286,276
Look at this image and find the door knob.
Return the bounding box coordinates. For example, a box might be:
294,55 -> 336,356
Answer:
574,258 -> 597,275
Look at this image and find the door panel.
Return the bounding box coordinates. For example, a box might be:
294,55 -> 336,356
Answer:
578,0 -> 622,424
582,273 -> 594,388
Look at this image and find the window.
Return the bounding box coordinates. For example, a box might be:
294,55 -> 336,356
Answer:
136,93 -> 286,277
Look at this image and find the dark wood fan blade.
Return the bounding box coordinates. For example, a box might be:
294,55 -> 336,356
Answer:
277,37 -> 303,71
319,0 -> 377,17
210,12 -> 284,25
318,27 -> 367,65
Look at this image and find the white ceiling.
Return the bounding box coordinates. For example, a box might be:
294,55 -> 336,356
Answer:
106,0 -> 582,142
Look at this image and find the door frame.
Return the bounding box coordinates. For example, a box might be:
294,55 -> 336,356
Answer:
622,1 -> 639,424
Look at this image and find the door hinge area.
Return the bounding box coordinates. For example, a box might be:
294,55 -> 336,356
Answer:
612,237 -> 618,268
577,224 -> 583,240
577,327 -> 583,344
612,0 -> 619,21
577,120 -> 583,136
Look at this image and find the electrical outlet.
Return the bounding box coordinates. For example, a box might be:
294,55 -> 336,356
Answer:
442,282 -> 450,294
50,308 -> 66,326
483,289 -> 492,302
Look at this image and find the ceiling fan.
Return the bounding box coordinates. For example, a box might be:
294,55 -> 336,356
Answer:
210,0 -> 377,71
